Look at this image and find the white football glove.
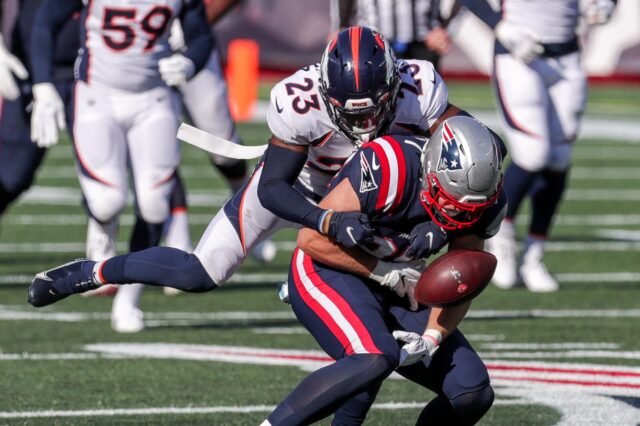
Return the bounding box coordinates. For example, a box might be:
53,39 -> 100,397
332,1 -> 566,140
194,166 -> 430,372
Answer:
393,329 -> 441,366
583,0 -> 615,25
159,54 -> 195,87
0,34 -> 29,101
369,261 -> 424,311
168,20 -> 186,52
30,82 -> 66,148
495,21 -> 543,63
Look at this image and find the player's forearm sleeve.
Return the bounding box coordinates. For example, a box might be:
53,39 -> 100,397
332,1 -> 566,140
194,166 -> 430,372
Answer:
257,144 -> 324,230
181,1 -> 215,72
30,0 -> 82,84
457,0 -> 501,29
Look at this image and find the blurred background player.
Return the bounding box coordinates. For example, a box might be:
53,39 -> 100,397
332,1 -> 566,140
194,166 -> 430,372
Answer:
30,0 -> 214,331
460,0 -> 617,292
0,1 -> 77,226
330,0 -> 461,69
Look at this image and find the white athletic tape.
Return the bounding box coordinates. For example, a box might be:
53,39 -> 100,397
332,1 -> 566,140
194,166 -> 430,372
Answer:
177,123 -> 268,159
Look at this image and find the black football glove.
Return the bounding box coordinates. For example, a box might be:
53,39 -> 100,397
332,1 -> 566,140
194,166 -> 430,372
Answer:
405,222 -> 449,259
327,212 -> 375,248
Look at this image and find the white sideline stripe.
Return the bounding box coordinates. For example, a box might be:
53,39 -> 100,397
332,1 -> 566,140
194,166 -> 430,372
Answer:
7,213 -> 640,227
0,399 -> 527,419
1,306 -> 639,322
1,271 -> 640,287
4,240 -> 640,255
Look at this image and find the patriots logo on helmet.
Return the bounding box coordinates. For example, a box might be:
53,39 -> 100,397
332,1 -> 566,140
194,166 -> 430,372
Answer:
437,122 -> 463,171
359,152 -> 378,193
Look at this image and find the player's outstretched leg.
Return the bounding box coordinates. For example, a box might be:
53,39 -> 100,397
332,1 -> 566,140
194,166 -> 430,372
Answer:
29,260 -> 99,307
28,247 -> 217,308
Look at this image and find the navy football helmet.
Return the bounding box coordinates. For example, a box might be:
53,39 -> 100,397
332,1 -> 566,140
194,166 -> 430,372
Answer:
319,27 -> 400,144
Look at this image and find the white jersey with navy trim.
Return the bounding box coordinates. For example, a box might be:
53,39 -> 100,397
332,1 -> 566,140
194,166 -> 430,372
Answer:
79,0 -> 185,91
266,59 -> 449,198
502,0 -> 580,44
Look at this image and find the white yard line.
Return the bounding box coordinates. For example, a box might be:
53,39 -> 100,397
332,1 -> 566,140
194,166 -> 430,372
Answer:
0,399 -> 527,419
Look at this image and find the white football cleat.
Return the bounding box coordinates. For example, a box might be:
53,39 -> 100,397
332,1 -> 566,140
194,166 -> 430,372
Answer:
519,238 -> 559,293
486,222 -> 519,289
251,239 -> 277,263
111,306 -> 145,333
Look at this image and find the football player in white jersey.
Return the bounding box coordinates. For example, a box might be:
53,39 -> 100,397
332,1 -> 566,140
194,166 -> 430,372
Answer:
28,27 -> 505,316
162,0 -> 276,280
29,0 -> 214,330
460,0 -> 616,292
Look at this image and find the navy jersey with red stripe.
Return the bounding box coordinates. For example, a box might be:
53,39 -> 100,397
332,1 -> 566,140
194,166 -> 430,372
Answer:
330,134 -> 507,261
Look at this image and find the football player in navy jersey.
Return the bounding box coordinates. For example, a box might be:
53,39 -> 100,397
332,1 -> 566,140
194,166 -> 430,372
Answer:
0,0 -> 78,222
262,116 -> 506,426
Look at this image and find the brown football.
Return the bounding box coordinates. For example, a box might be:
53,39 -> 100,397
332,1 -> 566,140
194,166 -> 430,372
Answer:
415,249 -> 497,307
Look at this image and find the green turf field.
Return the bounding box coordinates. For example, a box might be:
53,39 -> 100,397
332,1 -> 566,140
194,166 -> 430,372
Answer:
1,82 -> 639,425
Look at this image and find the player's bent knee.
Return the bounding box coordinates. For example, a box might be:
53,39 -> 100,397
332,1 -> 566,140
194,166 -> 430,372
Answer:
357,353 -> 397,380
137,192 -> 170,224
87,189 -> 127,223
450,384 -> 495,424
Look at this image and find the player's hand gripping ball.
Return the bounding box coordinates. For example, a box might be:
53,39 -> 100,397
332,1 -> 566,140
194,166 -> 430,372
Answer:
415,249 -> 497,307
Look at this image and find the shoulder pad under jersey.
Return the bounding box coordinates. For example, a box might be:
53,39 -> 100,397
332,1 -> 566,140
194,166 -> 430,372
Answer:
267,64 -> 335,146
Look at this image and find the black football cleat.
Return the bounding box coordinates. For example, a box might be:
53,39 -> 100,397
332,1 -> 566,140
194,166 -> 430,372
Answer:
29,259 -> 98,307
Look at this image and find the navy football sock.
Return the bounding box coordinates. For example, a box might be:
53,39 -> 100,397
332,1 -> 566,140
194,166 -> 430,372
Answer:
268,353 -> 395,426
130,216 -> 164,251
530,168 -> 568,236
100,247 -> 217,292
503,163 -> 538,219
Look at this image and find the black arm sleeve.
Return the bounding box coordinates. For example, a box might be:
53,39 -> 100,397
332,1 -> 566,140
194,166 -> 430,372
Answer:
30,0 -> 82,84
457,0 -> 501,29
257,144 -> 325,230
180,0 -> 215,73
